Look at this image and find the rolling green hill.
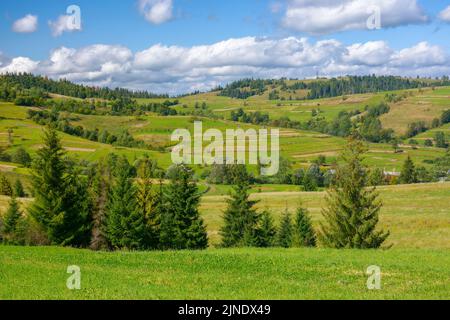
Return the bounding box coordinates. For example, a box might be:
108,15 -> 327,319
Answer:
1,74 -> 449,301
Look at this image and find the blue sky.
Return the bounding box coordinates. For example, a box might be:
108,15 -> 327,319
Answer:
1,0 -> 450,93
1,0 -> 278,59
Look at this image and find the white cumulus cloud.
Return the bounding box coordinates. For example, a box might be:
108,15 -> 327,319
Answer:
0,57 -> 39,73
438,6 -> 450,22
343,41 -> 393,66
391,42 -> 447,67
138,0 -> 173,25
282,0 -> 428,34
0,37 -> 449,94
49,11 -> 82,37
12,14 -> 38,33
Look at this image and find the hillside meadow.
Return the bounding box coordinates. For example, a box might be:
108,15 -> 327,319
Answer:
1,102 -> 446,174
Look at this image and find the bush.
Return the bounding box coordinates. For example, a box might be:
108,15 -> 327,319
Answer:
11,147 -> 32,167
441,109 -> 450,125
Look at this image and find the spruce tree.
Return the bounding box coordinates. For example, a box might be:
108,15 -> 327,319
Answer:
136,158 -> 161,249
89,160 -> 110,250
277,210 -> 293,248
399,156 -> 417,184
220,181 -> 259,248
105,156 -> 145,250
319,135 -> 389,249
151,180 -> 165,249
1,197 -> 22,244
13,179 -> 26,198
162,165 -> 208,250
256,210 -> 277,247
294,207 -> 316,247
29,126 -> 91,247
0,173 -> 13,196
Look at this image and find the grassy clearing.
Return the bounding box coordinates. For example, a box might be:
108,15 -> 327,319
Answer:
0,246 -> 449,300
381,87 -> 450,135
415,123 -> 450,141
167,91 -> 387,123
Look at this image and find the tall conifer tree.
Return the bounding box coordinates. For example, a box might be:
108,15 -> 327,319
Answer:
105,156 -> 145,250
319,134 -> 389,249
277,210 -> 293,248
220,180 -> 259,248
89,160 -> 111,250
29,126 -> 91,247
162,165 -> 208,250
136,157 -> 161,249
293,207 -> 316,247
1,197 -> 22,244
399,156 -> 417,184
256,210 -> 277,247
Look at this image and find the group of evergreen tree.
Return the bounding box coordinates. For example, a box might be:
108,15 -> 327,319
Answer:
0,126 -> 208,250
219,79 -> 282,99
0,73 -> 167,100
219,135 -> 389,250
220,175 -> 317,249
1,74 -> 180,118
305,76 -> 444,100
0,129 -> 392,250
218,76 -> 449,100
0,173 -> 26,198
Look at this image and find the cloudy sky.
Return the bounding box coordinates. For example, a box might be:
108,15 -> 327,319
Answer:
1,0 -> 450,94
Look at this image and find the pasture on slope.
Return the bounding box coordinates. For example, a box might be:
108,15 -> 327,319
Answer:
28,104 -> 446,170
381,87 -> 450,135
0,102 -> 171,164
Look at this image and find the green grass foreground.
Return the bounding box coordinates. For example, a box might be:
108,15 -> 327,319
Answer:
0,246 -> 449,300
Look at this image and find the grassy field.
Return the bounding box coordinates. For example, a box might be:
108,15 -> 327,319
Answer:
381,87 -> 450,135
0,246 -> 449,300
201,182 -> 450,248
